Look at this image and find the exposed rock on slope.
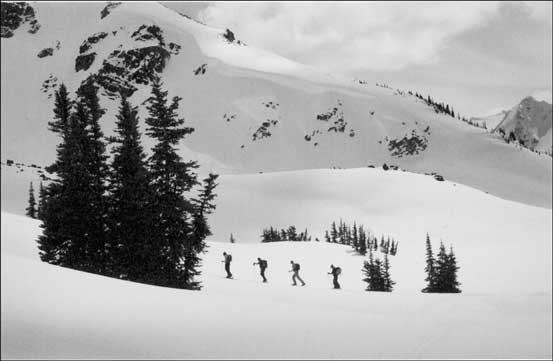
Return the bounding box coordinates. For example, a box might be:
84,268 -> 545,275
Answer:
1,2 -> 40,38
494,96 -> 552,153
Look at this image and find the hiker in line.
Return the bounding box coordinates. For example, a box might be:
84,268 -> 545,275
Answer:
289,260 -> 306,286
222,252 -> 233,279
253,257 -> 268,283
328,264 -> 342,289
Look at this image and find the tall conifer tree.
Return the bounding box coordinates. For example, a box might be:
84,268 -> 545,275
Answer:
109,95 -> 152,280
145,79 -> 197,288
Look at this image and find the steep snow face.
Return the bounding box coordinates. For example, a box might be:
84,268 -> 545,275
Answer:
494,96 -> 553,153
1,2 -> 552,208
2,165 -> 552,358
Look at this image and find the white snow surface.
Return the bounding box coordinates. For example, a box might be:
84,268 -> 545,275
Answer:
2,167 -> 552,359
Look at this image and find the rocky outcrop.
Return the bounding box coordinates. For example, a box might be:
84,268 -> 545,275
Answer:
37,47 -> 54,58
75,52 -> 97,72
100,2 -> 121,19
222,28 -> 245,45
1,2 -> 40,38
386,130 -> 429,157
76,25 -> 178,97
79,32 -> 108,54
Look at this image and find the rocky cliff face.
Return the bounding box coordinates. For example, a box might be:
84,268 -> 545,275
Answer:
494,96 -> 552,154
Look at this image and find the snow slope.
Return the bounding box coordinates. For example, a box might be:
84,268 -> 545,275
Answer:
2,167 -> 552,358
469,110 -> 507,130
1,2 -> 551,208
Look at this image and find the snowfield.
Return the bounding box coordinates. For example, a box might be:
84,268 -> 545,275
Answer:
2,168 -> 551,359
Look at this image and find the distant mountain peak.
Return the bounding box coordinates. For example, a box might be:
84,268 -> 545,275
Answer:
493,96 -> 552,154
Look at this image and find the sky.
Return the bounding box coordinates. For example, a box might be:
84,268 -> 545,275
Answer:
164,1 -> 552,117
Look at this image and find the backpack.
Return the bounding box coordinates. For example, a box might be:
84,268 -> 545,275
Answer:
227,254 -> 232,262
293,263 -> 300,271
260,260 -> 268,268
335,267 -> 342,276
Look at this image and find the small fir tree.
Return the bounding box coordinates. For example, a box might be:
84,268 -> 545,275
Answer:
422,233 -> 436,292
25,182 -> 37,218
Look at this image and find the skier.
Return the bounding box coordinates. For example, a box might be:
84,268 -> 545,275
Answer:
253,257 -> 268,283
289,260 -> 306,286
222,252 -> 233,279
328,264 -> 342,289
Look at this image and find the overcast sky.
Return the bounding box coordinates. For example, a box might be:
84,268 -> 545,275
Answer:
164,1 -> 552,117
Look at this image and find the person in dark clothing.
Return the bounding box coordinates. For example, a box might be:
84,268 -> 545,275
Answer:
328,264 -> 342,289
222,252 -> 233,278
289,260 -> 306,286
253,257 -> 268,282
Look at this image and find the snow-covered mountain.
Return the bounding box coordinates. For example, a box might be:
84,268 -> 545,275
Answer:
493,96 -> 552,154
1,1 -> 551,208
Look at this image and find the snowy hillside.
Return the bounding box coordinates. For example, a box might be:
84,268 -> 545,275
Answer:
493,96 -> 553,154
469,110 -> 507,130
2,166 -> 552,358
1,2 -> 551,208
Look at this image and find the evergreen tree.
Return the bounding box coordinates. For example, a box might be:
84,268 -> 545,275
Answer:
382,253 -> 395,292
26,182 -> 37,218
48,83 -> 72,135
287,225 -> 297,242
302,228 -> 309,242
422,233 -> 436,292
434,241 -> 449,292
362,249 -> 374,290
373,258 -> 384,291
324,230 -> 331,243
145,79 -> 199,289
230,233 -> 235,243
358,226 -> 367,255
37,181 -> 46,220
445,246 -> 461,293
187,173 -> 219,289
330,221 -> 338,243
38,85 -> 96,268
352,222 -> 359,250
77,81 -> 110,274
108,94 -> 153,281
363,248 -> 386,291
280,229 -> 287,242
